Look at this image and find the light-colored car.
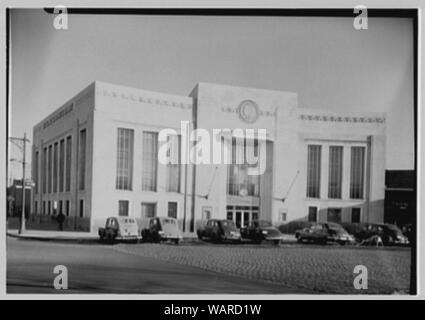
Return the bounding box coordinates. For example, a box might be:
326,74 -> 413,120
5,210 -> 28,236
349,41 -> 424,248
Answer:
98,217 -> 142,243
142,217 -> 183,244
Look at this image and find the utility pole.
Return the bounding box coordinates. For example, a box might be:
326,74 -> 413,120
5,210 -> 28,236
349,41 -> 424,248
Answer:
9,133 -> 31,234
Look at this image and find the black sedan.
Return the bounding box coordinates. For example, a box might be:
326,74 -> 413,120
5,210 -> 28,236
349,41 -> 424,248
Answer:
240,220 -> 284,244
197,219 -> 241,243
295,222 -> 355,245
353,223 -> 409,246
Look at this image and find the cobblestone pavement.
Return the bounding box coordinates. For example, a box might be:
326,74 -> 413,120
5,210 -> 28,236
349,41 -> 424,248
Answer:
114,242 -> 411,294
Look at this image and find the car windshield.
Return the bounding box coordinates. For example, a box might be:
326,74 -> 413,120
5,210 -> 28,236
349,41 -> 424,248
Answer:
328,224 -> 346,232
222,220 -> 236,228
162,218 -> 176,225
256,221 -> 272,228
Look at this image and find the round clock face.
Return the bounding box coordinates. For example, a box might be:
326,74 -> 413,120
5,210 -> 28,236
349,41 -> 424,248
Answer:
239,188 -> 248,197
237,100 -> 259,124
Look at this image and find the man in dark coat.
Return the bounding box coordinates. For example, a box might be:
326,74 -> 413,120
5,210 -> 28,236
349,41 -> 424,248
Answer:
56,212 -> 65,231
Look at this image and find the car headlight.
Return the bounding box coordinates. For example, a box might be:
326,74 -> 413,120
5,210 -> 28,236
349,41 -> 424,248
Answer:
158,231 -> 164,235
262,230 -> 268,235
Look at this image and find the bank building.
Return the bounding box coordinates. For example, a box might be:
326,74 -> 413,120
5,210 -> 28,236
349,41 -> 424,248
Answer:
31,81 -> 386,233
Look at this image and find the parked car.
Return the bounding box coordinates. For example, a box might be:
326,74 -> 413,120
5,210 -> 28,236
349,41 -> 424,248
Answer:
353,223 -> 409,246
197,219 -> 241,243
295,222 -> 355,245
240,220 -> 284,244
98,217 -> 142,243
142,217 -> 183,244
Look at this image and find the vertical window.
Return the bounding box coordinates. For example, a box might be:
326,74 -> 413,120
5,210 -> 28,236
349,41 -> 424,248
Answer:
167,202 -> 178,219
79,129 -> 86,190
66,200 -> 70,216
306,145 -> 321,198
308,206 -> 318,222
227,211 -> 233,221
328,146 -> 343,199
59,200 -> 63,214
142,132 -> 158,191
43,201 -> 46,215
43,147 -> 47,194
352,208 -> 361,223
116,128 -> 134,190
247,139 -> 260,196
48,200 -> 51,215
65,136 -> 72,192
53,142 -> 58,192
327,208 -> 342,222
118,200 -> 129,216
79,199 -> 84,218
350,146 -> 365,199
280,211 -> 287,222
59,139 -> 65,192
202,207 -> 212,220
227,138 -> 260,196
48,145 -> 52,193
34,151 -> 39,194
141,203 -> 156,218
34,201 -> 38,214
166,135 -> 181,193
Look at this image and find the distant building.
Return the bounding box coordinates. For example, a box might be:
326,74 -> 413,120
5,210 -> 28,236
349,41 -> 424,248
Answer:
385,170 -> 415,227
7,179 -> 32,219
31,81 -> 387,233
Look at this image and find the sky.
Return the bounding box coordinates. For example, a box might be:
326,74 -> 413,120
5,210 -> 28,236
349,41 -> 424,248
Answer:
8,9 -> 415,181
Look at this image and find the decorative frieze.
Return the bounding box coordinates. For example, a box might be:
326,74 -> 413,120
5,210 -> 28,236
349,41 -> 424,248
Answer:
98,89 -> 192,110
42,104 -> 74,129
299,114 -> 385,124
220,105 -> 276,118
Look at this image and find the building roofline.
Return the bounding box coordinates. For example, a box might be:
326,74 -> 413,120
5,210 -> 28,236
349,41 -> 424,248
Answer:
95,80 -> 192,102
193,81 -> 298,96
33,81 -> 96,133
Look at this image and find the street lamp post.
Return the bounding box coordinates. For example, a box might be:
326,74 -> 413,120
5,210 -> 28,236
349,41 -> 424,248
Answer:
9,133 -> 31,234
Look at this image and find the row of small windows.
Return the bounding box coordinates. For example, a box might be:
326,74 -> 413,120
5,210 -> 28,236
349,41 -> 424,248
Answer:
118,200 -> 178,219
34,129 -> 86,195
306,145 -> 366,200
308,206 -> 361,223
33,199 -> 84,218
115,128 -> 181,193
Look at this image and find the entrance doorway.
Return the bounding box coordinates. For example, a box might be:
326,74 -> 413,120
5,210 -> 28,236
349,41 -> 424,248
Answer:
226,205 -> 259,228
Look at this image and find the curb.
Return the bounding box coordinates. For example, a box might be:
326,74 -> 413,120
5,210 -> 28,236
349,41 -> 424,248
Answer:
6,232 -> 100,244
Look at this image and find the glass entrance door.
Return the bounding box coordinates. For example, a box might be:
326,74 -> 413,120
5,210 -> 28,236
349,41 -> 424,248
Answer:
235,211 -> 242,228
226,205 -> 259,228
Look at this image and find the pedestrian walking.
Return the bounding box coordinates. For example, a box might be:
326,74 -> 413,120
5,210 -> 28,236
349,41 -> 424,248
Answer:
56,212 -> 65,231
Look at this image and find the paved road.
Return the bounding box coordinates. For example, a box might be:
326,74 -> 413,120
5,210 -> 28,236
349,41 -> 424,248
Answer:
6,237 -> 302,294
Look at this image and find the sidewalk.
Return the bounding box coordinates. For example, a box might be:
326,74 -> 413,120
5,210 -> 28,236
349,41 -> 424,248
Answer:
7,229 -> 99,243
6,228 -> 199,243
7,228 -> 296,244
